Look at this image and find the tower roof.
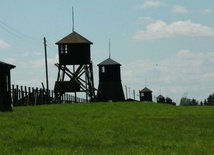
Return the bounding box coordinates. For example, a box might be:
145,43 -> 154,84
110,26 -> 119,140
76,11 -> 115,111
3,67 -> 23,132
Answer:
98,58 -> 121,66
166,97 -> 172,100
0,61 -> 16,69
140,87 -> 152,93
157,94 -> 165,99
56,31 -> 93,44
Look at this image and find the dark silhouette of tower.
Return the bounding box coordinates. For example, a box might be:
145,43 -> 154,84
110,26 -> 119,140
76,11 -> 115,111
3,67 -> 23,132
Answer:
165,97 -> 172,104
157,94 -> 165,103
97,58 -> 125,102
139,87 -> 153,102
0,61 -> 15,111
54,31 -> 96,102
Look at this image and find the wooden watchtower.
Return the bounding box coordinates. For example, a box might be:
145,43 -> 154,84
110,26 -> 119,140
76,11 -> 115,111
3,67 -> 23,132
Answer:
0,61 -> 15,111
54,31 -> 96,102
139,87 -> 153,102
97,58 -> 125,102
165,97 -> 172,104
157,94 -> 165,103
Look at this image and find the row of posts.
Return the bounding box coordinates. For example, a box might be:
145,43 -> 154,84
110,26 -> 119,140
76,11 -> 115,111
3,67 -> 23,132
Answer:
11,84 -> 86,107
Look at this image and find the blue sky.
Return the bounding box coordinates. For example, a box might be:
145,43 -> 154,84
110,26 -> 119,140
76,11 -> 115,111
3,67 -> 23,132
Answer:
1,0 -> 214,103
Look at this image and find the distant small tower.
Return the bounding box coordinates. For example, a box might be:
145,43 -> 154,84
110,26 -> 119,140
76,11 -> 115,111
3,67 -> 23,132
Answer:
0,61 -> 15,111
157,94 -> 165,103
54,31 -> 96,102
97,57 -> 125,102
139,87 -> 153,102
165,97 -> 172,104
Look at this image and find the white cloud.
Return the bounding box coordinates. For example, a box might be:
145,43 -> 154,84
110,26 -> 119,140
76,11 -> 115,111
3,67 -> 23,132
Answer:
133,20 -> 214,40
11,52 -> 58,88
137,16 -> 153,24
201,9 -> 212,14
5,57 -> 16,64
136,0 -> 166,9
172,5 -> 188,14
0,40 -> 10,49
122,50 -> 214,101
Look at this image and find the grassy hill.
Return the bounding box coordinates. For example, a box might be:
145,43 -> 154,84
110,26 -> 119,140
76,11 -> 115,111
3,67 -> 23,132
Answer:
0,102 -> 214,155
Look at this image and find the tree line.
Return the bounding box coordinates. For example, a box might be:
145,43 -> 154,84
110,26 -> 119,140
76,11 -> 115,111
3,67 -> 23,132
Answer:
180,93 -> 214,106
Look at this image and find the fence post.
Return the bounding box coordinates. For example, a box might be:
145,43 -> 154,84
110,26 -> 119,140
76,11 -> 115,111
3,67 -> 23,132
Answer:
28,87 -> 31,105
24,86 -> 27,105
51,90 -> 53,104
11,85 -> 15,106
20,86 -> 24,106
16,85 -> 19,106
10,84 -> 89,107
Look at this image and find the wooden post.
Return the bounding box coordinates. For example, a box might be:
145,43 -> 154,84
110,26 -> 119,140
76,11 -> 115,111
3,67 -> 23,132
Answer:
44,37 -> 49,104
24,86 -> 27,105
16,85 -> 19,106
21,86 -> 24,105
11,85 -> 15,106
28,87 -> 31,105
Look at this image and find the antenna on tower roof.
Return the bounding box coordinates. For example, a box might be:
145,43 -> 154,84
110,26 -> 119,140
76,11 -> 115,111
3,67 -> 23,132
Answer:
72,6 -> 74,32
109,39 -> 111,58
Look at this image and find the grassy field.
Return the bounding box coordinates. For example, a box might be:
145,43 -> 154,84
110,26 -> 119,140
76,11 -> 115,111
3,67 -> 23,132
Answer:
0,102 -> 214,155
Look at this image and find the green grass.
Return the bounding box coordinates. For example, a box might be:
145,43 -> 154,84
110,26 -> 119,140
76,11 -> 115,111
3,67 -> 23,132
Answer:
0,102 -> 214,155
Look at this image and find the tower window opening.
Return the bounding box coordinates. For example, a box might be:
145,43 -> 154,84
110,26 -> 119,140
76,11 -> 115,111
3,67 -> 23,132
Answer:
141,93 -> 144,97
60,45 -> 68,54
60,45 -> 64,54
102,66 -> 105,73
65,45 -> 68,54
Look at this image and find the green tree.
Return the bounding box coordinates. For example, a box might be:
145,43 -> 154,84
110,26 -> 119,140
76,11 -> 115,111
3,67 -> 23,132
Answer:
205,93 -> 214,105
180,97 -> 190,106
180,97 -> 198,106
204,99 -> 207,105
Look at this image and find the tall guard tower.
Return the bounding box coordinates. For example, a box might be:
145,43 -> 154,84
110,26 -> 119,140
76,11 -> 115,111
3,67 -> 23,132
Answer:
54,31 -> 96,102
97,40 -> 125,102
97,57 -> 125,101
